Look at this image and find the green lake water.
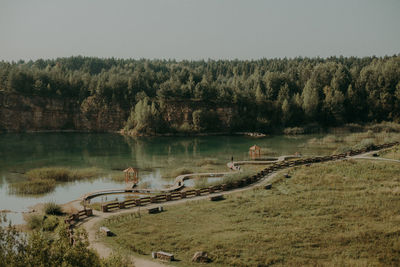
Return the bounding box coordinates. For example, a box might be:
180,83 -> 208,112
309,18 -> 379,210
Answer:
0,132 -> 333,224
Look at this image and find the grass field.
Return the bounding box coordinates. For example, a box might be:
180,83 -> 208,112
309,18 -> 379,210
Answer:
100,156 -> 400,266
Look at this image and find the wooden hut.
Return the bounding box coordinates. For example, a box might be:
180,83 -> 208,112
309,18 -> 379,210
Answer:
123,167 -> 139,186
249,145 -> 261,158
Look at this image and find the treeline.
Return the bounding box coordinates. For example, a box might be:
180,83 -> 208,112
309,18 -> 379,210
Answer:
0,55 -> 399,134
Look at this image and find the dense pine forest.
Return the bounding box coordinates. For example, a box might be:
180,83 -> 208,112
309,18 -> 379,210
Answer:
0,56 -> 399,134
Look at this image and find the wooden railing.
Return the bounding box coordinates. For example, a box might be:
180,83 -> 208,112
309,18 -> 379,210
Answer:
97,141 -> 399,213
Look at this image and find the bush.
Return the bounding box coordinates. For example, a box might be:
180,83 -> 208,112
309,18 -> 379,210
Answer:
42,216 -> 59,231
26,214 -> 43,230
44,202 -> 63,216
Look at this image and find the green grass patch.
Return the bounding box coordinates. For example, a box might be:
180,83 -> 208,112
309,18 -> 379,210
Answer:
101,159 -> 400,266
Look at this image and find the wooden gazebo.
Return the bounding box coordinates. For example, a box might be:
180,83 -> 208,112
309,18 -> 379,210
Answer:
123,167 -> 139,186
249,145 -> 261,158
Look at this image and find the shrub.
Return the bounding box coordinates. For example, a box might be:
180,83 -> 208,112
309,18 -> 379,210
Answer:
26,214 -> 43,230
44,202 -> 63,216
42,216 -> 59,231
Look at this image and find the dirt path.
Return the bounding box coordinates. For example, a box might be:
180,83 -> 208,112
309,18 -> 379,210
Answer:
353,156 -> 400,163
76,170 -> 281,267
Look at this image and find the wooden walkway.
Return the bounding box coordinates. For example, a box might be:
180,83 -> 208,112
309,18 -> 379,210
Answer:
81,154 -> 300,201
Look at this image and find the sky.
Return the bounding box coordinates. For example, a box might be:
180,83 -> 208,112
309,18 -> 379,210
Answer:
0,0 -> 399,61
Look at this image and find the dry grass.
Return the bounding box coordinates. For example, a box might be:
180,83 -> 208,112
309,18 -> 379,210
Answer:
379,145 -> 400,160
100,158 -> 400,266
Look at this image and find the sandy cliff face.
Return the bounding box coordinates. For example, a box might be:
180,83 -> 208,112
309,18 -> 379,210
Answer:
0,92 -> 127,132
0,92 -> 236,133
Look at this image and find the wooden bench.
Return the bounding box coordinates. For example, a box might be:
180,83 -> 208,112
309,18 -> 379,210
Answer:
210,194 -> 224,201
152,251 -> 174,261
148,206 -> 163,214
264,184 -> 272,190
100,226 -> 112,236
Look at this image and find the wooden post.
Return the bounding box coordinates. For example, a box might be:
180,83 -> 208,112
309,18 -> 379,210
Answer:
85,209 -> 93,216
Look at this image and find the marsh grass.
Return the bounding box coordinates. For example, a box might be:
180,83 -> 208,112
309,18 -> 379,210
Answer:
9,167 -> 103,195
9,179 -> 56,195
101,159 -> 400,266
26,167 -> 101,182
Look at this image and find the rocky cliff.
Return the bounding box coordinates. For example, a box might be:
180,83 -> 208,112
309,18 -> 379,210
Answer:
0,92 -> 127,132
0,92 -> 238,133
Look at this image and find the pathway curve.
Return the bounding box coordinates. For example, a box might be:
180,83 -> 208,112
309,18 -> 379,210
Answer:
76,170 -> 281,267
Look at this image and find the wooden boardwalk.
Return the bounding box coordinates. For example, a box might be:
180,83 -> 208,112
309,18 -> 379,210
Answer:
81,154 -> 301,201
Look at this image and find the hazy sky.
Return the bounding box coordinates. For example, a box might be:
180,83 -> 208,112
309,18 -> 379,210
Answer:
0,0 -> 399,61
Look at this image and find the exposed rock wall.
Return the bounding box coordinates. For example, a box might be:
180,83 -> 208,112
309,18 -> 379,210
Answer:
0,92 -> 127,132
0,92 -> 236,133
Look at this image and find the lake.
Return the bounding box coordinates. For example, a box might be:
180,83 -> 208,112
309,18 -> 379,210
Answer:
0,132 -> 333,224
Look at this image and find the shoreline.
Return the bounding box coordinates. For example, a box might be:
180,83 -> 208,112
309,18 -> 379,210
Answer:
1,121 -> 399,137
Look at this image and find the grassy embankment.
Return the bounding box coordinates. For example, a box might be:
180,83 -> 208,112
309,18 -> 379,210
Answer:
9,167 -> 102,195
100,148 -> 400,266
